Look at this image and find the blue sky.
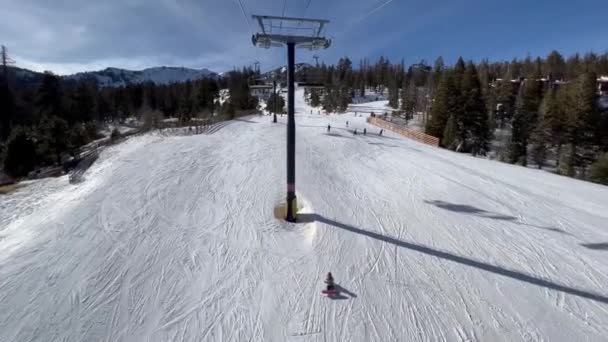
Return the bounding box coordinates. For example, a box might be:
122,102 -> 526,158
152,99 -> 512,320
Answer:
2,0 -> 607,75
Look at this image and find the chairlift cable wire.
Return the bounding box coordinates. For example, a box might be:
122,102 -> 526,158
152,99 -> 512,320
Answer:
359,0 -> 395,24
236,0 -> 253,34
334,0 -> 395,39
279,0 -> 288,30
235,0 -> 259,59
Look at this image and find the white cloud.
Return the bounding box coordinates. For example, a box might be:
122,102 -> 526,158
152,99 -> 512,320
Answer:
3,0 -> 267,73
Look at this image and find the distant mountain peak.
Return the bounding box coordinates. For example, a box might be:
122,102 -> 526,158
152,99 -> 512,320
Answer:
67,66 -> 218,87
260,63 -> 314,81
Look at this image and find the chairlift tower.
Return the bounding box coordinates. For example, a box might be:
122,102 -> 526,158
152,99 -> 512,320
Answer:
252,15 -> 331,222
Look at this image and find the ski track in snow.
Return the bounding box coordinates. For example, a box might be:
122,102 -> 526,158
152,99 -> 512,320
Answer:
1,89 -> 608,341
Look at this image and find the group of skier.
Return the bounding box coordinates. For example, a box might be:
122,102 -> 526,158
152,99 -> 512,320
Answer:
326,121 -> 383,137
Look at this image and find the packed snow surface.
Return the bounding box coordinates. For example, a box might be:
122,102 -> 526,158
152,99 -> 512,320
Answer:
1,89 -> 608,341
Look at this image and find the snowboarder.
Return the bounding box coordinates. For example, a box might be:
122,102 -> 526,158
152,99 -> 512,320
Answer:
327,124 -> 331,132
379,129 -> 383,136
325,272 -> 335,291
363,128 -> 367,135
321,272 -> 339,297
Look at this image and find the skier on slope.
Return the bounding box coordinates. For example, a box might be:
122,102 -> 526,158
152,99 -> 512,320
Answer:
327,124 -> 331,132
325,272 -> 335,291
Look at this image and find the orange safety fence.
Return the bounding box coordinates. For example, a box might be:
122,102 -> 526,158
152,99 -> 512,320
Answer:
367,117 -> 440,147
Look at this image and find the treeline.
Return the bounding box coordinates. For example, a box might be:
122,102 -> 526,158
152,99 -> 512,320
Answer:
305,51 -> 608,183
0,64 -> 258,178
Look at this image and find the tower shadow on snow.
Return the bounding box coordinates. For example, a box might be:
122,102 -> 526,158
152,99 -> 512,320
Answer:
234,118 -> 258,124
424,200 -> 568,235
296,213 -> 608,305
367,142 -> 400,148
323,133 -> 354,139
581,242 -> 608,251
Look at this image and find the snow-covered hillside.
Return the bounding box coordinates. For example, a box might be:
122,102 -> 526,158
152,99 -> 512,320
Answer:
6,66 -> 45,87
260,63 -> 314,81
1,89 -> 607,341
68,66 -> 217,87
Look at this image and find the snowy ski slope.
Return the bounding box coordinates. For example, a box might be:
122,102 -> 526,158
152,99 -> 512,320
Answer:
1,89 -> 608,341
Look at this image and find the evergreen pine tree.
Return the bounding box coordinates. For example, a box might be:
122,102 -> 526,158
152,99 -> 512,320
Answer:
454,57 -> 466,77
426,72 -> 450,138
569,71 -> 600,172
432,56 -> 445,90
565,53 -> 582,80
529,88 -> 561,169
508,75 -> 543,164
96,91 -> 112,122
529,108 -> 549,169
322,86 -> 336,112
196,79 -> 218,114
427,71 -> 459,143
544,50 -> 566,80
449,58 -> 467,147
387,73 -> 399,108
589,152 -> 608,184
495,66 -> 517,127
402,79 -> 417,121
509,86 -> 526,164
36,116 -> 69,165
529,133 -> 548,169
477,60 -> 491,98
443,114 -> 457,149
71,82 -> 97,123
267,92 -> 285,114
0,83 -> 15,141
335,58 -> 353,111
310,89 -> 321,107
36,72 -> 64,120
3,126 -> 37,177
461,62 -> 490,154
178,81 -> 194,121
558,143 -> 576,176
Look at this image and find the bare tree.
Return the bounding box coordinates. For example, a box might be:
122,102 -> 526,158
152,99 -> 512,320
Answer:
1,45 -> 15,86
